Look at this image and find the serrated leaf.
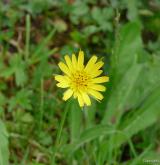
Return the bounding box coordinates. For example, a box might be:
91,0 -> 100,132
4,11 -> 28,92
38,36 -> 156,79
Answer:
8,89 -> 32,111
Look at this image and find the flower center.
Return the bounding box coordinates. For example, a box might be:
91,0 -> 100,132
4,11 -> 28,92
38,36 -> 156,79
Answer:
71,70 -> 90,90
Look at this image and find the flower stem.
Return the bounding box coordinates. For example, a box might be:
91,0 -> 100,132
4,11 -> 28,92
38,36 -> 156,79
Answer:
51,103 -> 69,164
39,78 -> 44,131
55,106 -> 69,146
25,14 -> 30,62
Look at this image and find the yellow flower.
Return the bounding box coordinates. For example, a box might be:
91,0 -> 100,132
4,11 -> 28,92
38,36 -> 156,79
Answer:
55,50 -> 109,107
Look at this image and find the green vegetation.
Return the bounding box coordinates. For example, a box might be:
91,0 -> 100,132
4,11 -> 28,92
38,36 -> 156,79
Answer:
0,0 -> 160,164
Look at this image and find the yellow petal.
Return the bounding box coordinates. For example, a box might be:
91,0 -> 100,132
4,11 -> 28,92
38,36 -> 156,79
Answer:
90,70 -> 103,78
92,76 -> 109,83
55,75 -> 70,88
56,82 -> 69,88
73,92 -> 78,98
78,94 -> 84,107
90,84 -> 106,91
78,50 -> 84,70
93,61 -> 104,70
64,55 -> 73,71
72,54 -> 78,70
85,56 -> 98,72
58,62 -> 71,76
55,75 -> 69,83
88,89 -> 104,100
81,92 -> 91,106
63,89 -> 73,101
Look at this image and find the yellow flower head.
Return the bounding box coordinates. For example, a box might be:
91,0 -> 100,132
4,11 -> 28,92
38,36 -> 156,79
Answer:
55,50 -> 109,107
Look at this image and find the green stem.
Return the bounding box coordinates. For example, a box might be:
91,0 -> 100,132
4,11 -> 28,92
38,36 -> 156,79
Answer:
25,14 -> 30,61
39,78 -> 44,131
52,103 -> 69,164
55,106 -> 69,146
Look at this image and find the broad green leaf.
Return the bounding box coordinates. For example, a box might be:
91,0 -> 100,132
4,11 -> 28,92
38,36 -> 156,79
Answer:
102,63 -> 143,123
102,22 -> 143,123
111,22 -> 142,81
63,124 -> 114,155
124,149 -> 160,165
100,22 -> 160,163
103,56 -> 160,124
122,85 -> 160,138
127,145 -> 156,165
106,85 -> 160,151
103,23 -> 160,124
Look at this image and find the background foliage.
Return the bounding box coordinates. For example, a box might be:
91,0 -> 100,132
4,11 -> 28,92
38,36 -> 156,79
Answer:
0,0 -> 160,164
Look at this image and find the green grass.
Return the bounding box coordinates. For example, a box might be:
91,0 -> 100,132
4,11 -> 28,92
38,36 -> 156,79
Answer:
0,0 -> 160,165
